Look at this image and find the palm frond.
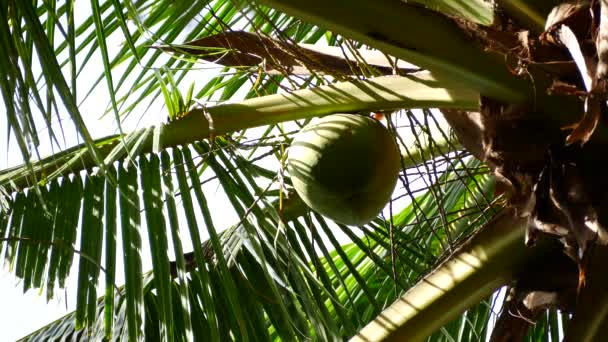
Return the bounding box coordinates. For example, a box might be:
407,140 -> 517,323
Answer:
0,73 -> 477,193
1,0 -> 561,340
253,0 -> 526,101
2,106 -> 495,340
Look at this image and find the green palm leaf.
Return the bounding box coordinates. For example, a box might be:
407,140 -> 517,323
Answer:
3,1 -> 594,341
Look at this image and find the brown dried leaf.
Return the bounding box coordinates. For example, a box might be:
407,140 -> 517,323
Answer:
548,158 -> 597,260
528,61 -> 579,78
548,79 -> 588,97
553,24 -> 603,146
154,31 -> 297,69
559,24 -> 594,91
542,2 -> 591,45
545,2 -> 590,31
154,31 -> 419,76
565,95 -> 602,145
523,291 -> 562,311
596,0 -> 608,79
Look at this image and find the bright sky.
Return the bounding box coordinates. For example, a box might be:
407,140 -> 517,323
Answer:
0,269 -> 74,340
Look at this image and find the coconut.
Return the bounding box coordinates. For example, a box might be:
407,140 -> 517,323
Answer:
287,113 -> 400,225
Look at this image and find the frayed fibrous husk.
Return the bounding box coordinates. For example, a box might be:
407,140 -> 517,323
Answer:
443,97 -> 608,263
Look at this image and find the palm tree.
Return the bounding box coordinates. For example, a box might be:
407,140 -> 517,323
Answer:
2,0 -> 606,340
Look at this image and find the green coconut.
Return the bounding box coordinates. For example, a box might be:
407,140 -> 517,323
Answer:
287,113 -> 400,225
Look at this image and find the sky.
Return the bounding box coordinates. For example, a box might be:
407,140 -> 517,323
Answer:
0,270 -> 74,340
